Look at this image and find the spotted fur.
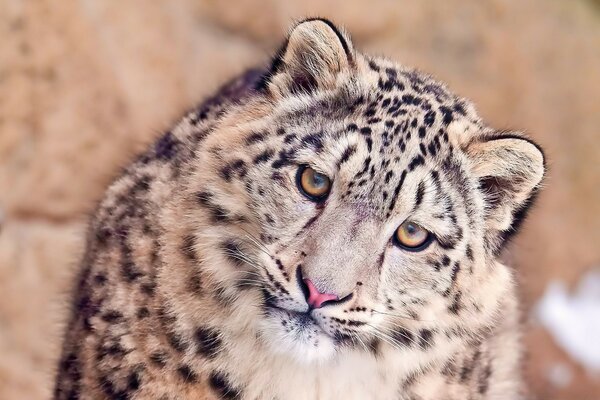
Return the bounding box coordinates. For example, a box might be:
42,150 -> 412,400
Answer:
54,19 -> 545,400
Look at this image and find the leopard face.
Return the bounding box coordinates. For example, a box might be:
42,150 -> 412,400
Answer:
185,19 -> 544,364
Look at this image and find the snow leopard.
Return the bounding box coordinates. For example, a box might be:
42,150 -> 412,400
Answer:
54,18 -> 545,400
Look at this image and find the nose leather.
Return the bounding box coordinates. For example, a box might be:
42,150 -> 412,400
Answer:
303,278 -> 338,308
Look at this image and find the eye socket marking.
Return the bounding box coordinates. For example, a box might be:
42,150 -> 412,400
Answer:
296,165 -> 332,201
295,165 -> 431,250
394,221 -> 433,251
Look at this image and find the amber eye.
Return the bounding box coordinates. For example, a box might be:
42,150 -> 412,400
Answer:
394,221 -> 432,251
296,165 -> 332,201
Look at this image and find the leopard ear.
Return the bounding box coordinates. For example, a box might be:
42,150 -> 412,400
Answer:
466,132 -> 545,249
260,18 -> 354,97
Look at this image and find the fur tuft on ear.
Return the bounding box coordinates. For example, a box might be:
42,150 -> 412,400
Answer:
258,18 -> 354,97
466,132 -> 545,251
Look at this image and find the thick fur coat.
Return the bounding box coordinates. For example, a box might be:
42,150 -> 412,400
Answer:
54,19 -> 544,400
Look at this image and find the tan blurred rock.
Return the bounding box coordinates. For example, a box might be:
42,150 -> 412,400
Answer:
196,0 -> 402,44
0,220 -> 84,400
0,1 -> 262,220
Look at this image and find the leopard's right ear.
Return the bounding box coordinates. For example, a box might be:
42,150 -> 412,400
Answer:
258,18 -> 355,98
464,131 -> 546,253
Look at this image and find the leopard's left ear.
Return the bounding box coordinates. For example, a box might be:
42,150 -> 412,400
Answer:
259,18 -> 355,97
466,132 -> 545,246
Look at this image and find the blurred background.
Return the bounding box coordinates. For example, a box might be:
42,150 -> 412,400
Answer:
1,0 -> 599,399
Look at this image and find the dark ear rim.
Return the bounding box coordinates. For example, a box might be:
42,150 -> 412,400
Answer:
470,130 -> 547,206
483,130 -> 547,170
301,18 -> 353,65
256,17 -> 354,91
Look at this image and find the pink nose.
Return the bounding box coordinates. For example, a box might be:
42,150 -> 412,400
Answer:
303,278 -> 339,309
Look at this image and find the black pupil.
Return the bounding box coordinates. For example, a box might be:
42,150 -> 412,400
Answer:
405,223 -> 418,236
312,172 -> 327,188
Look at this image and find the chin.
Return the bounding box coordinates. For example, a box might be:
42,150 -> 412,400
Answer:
258,307 -> 337,364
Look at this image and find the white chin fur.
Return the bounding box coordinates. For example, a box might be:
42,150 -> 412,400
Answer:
258,309 -> 336,364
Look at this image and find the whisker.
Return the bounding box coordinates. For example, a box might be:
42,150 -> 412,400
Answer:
222,251 -> 263,271
234,283 -> 265,289
383,322 -> 434,348
366,323 -> 408,348
371,309 -> 432,323
238,227 -> 271,255
350,331 -> 370,353
235,279 -> 266,285
222,248 -> 260,264
238,271 -> 265,279
239,237 -> 268,257
372,323 -> 426,349
364,324 -> 404,351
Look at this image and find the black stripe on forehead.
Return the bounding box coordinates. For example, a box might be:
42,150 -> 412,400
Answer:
430,170 -> 444,201
300,132 -> 324,152
337,145 -> 357,169
413,181 -> 426,212
386,170 -> 407,217
354,156 -> 372,179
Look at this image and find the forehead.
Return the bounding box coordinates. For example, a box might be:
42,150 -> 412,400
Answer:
280,57 -> 480,154
276,58 -> 480,218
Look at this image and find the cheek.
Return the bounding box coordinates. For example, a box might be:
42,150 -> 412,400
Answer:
265,200 -> 312,229
294,201 -> 313,214
255,188 -> 315,228
382,253 -> 440,292
256,201 -> 317,247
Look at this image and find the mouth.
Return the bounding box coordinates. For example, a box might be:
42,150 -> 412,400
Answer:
261,284 -> 359,346
265,303 -> 325,334
260,303 -> 339,362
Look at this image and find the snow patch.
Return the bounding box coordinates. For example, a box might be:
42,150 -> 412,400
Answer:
535,269 -> 600,374
545,362 -> 573,388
